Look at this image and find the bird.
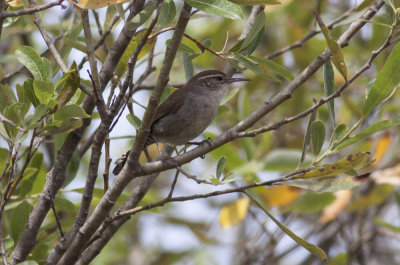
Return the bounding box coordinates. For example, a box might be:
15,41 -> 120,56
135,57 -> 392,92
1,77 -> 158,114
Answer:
112,70 -> 249,174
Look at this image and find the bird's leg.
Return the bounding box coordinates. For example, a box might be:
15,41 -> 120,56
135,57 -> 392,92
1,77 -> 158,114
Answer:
186,137 -> 212,159
187,137 -> 212,147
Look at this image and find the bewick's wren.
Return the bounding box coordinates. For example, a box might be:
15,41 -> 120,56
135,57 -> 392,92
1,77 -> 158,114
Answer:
113,70 -> 249,174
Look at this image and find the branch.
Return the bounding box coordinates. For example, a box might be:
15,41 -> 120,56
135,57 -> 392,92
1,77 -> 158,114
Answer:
113,170 -> 303,218
56,4 -> 193,265
0,112 -> 25,132
81,10 -> 108,120
0,0 -> 65,18
266,6 -> 355,59
128,0 -> 385,179
10,1 -> 148,264
29,0 -> 68,72
75,2 -> 384,262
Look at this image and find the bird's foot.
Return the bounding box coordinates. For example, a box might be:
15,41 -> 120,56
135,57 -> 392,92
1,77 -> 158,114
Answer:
187,137 -> 212,147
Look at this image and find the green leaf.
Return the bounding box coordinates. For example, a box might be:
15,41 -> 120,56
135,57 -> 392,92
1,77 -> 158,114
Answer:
233,54 -> 281,82
0,148 -> 9,171
33,80 -> 54,104
15,46 -> 48,81
239,11 -> 265,55
17,167 -> 39,196
43,57 -> 53,82
231,0 -> 281,4
264,149 -> 313,171
158,0 -> 176,26
324,59 -> 335,127
362,42 -> 400,115
55,196 -> 76,213
25,104 -> 48,130
64,150 -> 80,187
3,103 -> 28,138
221,87 -> 240,105
126,113 -> 141,130
55,62 -> 80,109
126,2 -> 156,30
23,79 -> 39,107
250,56 -> 294,81
204,132 -> 246,170
356,0 -> 375,11
11,201 -> 33,242
374,218 -> 400,233
18,261 -> 39,265
54,104 -> 91,120
216,156 -> 227,180
286,175 -> 361,193
40,118 -> 83,135
314,12 -> 347,80
0,83 -> 16,112
183,52 -> 194,81
250,194 -> 328,261
336,119 -> 400,150
184,0 -> 243,20
311,120 -> 325,156
334,123 -> 347,140
300,111 -> 316,164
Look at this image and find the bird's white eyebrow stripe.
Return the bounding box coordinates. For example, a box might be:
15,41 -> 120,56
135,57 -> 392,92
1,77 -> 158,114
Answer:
197,74 -> 224,80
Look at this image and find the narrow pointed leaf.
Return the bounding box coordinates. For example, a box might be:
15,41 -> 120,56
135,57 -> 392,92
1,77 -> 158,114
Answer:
159,0 -> 176,26
294,152 -> 371,179
362,42 -> 400,115
300,111 -> 316,164
248,193 -> 328,262
336,119 -> 400,150
314,12 -> 347,80
311,120 -> 325,156
184,0 -> 243,20
324,60 -> 335,127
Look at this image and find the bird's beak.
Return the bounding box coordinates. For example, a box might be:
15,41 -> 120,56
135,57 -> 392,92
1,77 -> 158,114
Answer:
226,77 -> 251,83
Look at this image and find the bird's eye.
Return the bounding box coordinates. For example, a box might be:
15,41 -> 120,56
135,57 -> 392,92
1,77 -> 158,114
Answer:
216,76 -> 223,81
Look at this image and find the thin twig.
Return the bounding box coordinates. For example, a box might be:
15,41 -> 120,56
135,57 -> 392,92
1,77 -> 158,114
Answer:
0,113 -> 25,132
29,0 -> 68,72
167,170 -> 180,198
237,33 -> 394,139
103,137 -> 111,192
266,7 -> 355,59
113,168 -> 307,218
51,201 -> 64,238
183,33 -> 226,60
0,0 -> 65,18
82,10 -> 108,120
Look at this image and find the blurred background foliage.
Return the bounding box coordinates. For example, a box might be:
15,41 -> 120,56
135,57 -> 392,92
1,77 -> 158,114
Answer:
2,0 -> 400,264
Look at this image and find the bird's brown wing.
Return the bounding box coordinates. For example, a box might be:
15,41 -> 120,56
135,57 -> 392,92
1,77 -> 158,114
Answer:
152,87 -> 188,123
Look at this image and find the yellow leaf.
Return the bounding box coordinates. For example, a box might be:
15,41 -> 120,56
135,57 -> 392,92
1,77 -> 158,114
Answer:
314,11 -> 347,80
219,197 -> 250,228
6,0 -> 22,7
294,152 -> 371,179
67,0 -> 129,9
319,190 -> 352,223
373,133 -> 391,166
115,31 -> 157,77
260,185 -> 300,207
